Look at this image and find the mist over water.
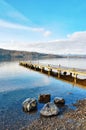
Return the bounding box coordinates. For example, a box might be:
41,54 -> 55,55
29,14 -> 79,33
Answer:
0,58 -> 86,129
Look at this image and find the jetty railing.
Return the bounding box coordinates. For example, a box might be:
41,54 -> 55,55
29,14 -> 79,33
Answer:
19,61 -> 86,85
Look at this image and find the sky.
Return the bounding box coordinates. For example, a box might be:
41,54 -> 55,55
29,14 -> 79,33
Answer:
0,0 -> 86,54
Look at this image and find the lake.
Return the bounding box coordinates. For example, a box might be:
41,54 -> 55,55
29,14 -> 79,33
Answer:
0,58 -> 86,130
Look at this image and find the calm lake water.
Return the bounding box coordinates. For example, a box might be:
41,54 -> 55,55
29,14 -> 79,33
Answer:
0,58 -> 86,130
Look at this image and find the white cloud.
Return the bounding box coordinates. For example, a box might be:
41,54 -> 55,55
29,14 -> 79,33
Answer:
0,22 -> 86,55
0,19 -> 51,37
0,19 -> 43,32
7,11 -> 29,22
21,31 -> 86,55
0,0 -> 52,49
67,31 -> 86,42
0,0 -> 29,22
0,0 -> 52,38
43,31 -> 52,37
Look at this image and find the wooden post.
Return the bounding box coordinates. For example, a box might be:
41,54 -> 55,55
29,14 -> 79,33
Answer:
29,63 -> 31,69
34,65 -> 36,70
74,74 -> 77,84
48,68 -> 52,76
58,70 -> 61,78
41,67 -> 43,72
48,70 -> 50,75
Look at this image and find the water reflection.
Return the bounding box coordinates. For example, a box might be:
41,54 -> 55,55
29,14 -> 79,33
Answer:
0,61 -> 86,130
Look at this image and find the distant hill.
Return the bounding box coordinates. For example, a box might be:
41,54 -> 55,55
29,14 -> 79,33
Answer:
0,48 -> 86,61
0,48 -> 64,61
62,54 -> 86,58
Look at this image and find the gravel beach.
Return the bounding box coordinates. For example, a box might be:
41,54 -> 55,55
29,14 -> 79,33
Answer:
22,99 -> 86,130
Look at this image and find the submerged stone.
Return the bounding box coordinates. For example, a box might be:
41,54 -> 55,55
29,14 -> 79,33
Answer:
40,102 -> 59,116
38,94 -> 51,103
22,98 -> 37,112
54,97 -> 65,105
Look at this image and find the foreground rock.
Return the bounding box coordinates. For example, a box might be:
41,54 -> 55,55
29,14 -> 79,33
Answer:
22,98 -> 37,112
38,94 -> 51,103
22,99 -> 86,130
54,97 -> 65,105
40,102 -> 59,116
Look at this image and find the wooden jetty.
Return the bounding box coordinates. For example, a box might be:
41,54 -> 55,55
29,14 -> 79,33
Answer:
19,62 -> 86,87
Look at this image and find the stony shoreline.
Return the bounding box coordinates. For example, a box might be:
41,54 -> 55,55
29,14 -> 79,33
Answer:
22,99 -> 86,130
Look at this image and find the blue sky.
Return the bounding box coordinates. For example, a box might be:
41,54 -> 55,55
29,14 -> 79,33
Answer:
0,0 -> 86,54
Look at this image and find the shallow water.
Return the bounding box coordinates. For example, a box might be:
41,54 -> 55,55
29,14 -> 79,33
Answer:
0,59 -> 86,130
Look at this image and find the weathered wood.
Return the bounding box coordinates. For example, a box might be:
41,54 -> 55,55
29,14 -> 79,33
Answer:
19,62 -> 86,84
